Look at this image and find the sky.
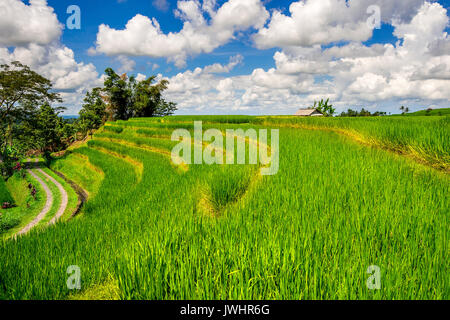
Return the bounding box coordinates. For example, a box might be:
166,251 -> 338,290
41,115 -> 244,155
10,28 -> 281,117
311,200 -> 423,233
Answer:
0,0 -> 449,115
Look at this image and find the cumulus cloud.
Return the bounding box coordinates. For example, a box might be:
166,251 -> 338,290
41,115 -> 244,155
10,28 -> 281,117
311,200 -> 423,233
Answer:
0,0 -> 62,46
0,43 -> 100,92
92,0 -> 269,67
202,54 -> 243,73
253,0 -> 426,49
164,2 -> 450,114
0,0 -> 102,114
116,55 -> 136,74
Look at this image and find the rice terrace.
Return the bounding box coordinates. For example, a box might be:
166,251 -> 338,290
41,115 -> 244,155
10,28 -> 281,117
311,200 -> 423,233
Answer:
0,0 -> 449,306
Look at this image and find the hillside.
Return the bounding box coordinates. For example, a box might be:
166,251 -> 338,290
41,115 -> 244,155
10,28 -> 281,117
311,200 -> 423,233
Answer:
403,108 -> 450,116
0,116 -> 448,300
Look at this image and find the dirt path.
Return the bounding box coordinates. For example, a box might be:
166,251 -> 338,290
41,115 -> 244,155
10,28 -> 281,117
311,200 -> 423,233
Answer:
17,163 -> 53,236
16,158 -> 69,236
37,168 -> 68,225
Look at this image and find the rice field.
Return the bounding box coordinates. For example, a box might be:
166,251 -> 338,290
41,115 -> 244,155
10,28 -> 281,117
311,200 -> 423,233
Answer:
0,116 -> 448,300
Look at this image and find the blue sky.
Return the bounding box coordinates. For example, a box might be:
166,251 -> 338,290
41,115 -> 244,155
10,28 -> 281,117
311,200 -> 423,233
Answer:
50,0 -> 418,78
1,0 -> 449,115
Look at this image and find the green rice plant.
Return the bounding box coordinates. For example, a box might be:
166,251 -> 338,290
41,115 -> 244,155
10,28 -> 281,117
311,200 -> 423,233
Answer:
50,152 -> 103,197
104,126 -> 124,134
0,117 -> 448,301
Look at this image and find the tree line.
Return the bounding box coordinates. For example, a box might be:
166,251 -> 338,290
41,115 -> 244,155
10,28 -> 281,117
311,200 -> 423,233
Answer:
0,61 -> 176,177
338,108 -> 387,117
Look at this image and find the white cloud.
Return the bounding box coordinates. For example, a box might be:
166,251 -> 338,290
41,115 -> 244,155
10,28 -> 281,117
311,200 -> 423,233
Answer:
202,54 -> 243,73
92,0 -> 269,67
136,73 -> 147,82
163,2 -> 450,115
253,0 -> 426,49
116,55 -> 136,74
0,0 -> 62,46
0,0 -> 102,114
0,42 -> 100,92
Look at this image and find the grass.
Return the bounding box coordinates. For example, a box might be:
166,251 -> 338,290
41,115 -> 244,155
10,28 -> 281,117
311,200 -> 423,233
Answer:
0,171 -> 46,239
258,116 -> 450,170
0,177 -> 14,204
50,151 -> 103,198
404,108 -> 450,117
0,116 -> 448,300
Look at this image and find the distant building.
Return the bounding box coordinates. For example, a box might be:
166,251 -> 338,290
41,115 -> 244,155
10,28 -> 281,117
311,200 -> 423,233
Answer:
294,108 -> 324,117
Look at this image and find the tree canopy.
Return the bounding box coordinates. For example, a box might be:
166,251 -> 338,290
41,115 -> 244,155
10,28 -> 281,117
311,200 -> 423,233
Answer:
102,68 -> 177,121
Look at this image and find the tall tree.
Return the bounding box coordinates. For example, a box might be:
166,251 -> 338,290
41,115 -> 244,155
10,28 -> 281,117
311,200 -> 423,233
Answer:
102,68 -> 177,120
0,61 -> 61,166
32,104 -> 68,161
103,68 -> 133,121
78,87 -> 107,138
133,76 -> 177,117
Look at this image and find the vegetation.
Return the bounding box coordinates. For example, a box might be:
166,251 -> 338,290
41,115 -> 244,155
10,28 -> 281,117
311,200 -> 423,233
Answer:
0,116 -> 447,300
258,116 -> 449,171
339,108 -> 387,117
0,61 -> 176,177
0,60 -> 447,301
0,176 -> 13,203
404,108 -> 450,117
0,170 -> 45,238
102,68 -> 177,121
0,62 -> 62,175
311,98 -> 335,117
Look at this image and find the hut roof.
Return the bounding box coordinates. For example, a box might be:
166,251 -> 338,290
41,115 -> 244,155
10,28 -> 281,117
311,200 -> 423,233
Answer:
294,108 -> 323,116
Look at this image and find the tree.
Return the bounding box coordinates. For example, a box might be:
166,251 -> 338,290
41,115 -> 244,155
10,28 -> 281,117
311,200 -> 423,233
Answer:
78,87 -> 107,138
103,68 -> 133,121
32,104 -> 68,161
400,106 -> 406,115
0,61 -> 61,172
339,108 -> 387,117
312,98 -> 335,117
133,76 -> 177,117
102,68 -> 177,120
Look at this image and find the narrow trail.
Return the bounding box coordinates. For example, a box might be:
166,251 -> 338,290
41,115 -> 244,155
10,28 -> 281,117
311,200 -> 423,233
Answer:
38,168 -> 68,225
16,159 -> 69,237
16,160 -> 53,236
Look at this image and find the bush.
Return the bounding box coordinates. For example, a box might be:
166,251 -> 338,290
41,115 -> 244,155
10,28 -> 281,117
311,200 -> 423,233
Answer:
0,214 -> 20,233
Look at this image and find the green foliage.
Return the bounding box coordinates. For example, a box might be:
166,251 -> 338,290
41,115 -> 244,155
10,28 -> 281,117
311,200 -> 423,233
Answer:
133,76 -> 177,117
312,98 -> 335,117
0,177 -> 14,204
23,104 -> 71,161
102,68 -> 177,121
78,87 -> 107,138
339,108 -> 387,117
0,61 -> 61,164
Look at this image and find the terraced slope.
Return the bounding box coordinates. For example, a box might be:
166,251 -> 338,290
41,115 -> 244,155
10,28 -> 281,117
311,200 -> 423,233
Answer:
0,117 -> 448,300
